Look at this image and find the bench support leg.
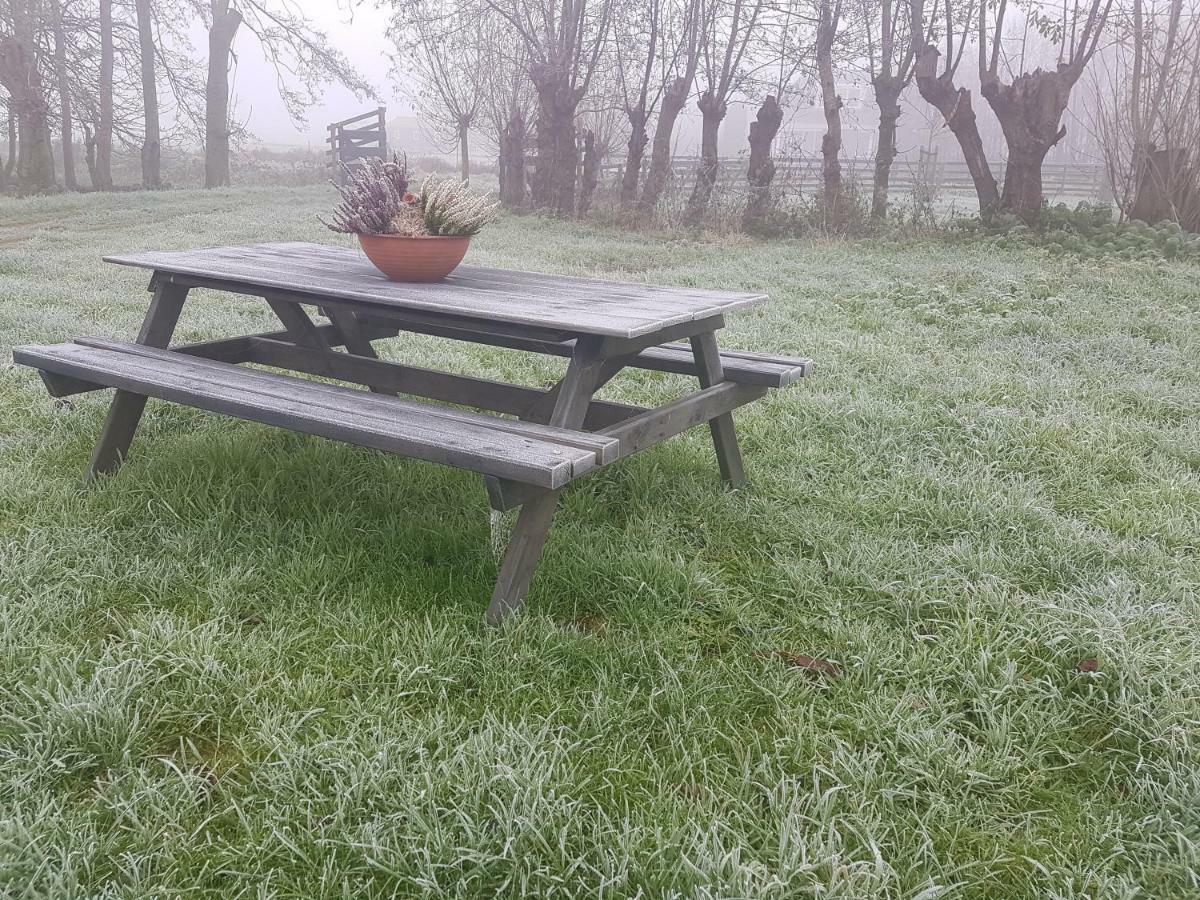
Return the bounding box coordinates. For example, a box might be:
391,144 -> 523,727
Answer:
83,280 -> 189,484
690,331 -> 747,488
485,337 -> 606,625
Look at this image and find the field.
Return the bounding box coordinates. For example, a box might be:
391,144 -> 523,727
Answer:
1,186 -> 1198,898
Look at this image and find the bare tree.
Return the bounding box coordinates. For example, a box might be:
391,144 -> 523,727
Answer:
0,98 -> 14,189
910,0 -> 998,214
392,0 -> 486,182
1087,0 -> 1200,227
743,92 -> 782,228
47,0 -> 76,189
638,0 -> 701,213
0,0 -> 57,192
134,0 -> 161,187
479,32 -> 535,206
814,0 -> 846,226
686,0 -> 764,217
612,0 -> 668,207
977,0 -> 1114,219
92,0 -> 114,189
486,0 -> 614,216
743,0 -> 809,230
862,0 -> 921,220
195,0 -> 371,188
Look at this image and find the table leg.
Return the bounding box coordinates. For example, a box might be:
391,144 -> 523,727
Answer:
83,278 -> 190,484
689,330 -> 747,488
486,337 -> 606,625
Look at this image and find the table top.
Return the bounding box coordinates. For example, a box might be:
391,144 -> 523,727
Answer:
105,242 -> 768,339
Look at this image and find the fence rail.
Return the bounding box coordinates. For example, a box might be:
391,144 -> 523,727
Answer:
327,107 -> 388,182
599,152 -> 1110,201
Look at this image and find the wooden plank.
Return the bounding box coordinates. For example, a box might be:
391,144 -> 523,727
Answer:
72,339 -> 620,468
84,280 -> 189,483
354,311 -> 810,387
486,336 -> 608,625
600,382 -> 766,460
246,337 -> 640,431
16,343 -> 596,488
332,127 -> 385,142
691,331 -> 746,487
40,322 -> 403,398
170,275 -> 576,344
104,243 -> 768,339
490,381 -> 767,512
322,307 -> 396,395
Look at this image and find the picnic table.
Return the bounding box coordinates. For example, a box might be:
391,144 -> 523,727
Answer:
15,242 -> 810,623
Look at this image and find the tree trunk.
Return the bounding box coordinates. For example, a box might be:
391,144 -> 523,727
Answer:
639,75 -> 690,213
2,106 -> 15,190
83,123 -> 97,186
870,78 -> 903,221
458,119 -> 470,183
915,46 -> 999,216
499,108 -> 526,207
980,68 -> 1074,222
816,10 -> 845,229
531,71 -> 579,217
205,2 -> 243,188
0,36 -> 57,193
49,0 -> 77,190
1130,147 -> 1198,230
743,95 -> 783,232
135,0 -> 161,189
95,0 -> 114,190
686,91 -> 725,218
620,106 -> 647,208
577,129 -> 599,217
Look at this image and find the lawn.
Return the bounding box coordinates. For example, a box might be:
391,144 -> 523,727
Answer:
1,186 -> 1198,898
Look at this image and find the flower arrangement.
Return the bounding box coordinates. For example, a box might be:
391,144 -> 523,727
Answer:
323,154 -> 498,239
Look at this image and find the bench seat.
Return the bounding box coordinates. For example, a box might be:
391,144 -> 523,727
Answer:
14,339 -> 617,489
638,343 -> 811,386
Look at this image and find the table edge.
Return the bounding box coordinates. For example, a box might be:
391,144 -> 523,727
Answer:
103,250 -> 769,340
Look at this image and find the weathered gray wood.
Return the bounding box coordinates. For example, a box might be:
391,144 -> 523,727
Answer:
104,243 -> 768,339
83,280 -> 189,483
637,343 -> 812,386
488,381 -> 767,513
486,336 -> 607,625
74,338 -> 620,468
165,273 -> 577,345
264,297 -> 340,380
321,305 -> 398,396
247,336 -> 641,430
354,311 -> 810,387
600,382 -> 767,459
690,331 -> 747,487
38,322 -> 404,398
18,341 -> 607,488
519,354 -> 629,426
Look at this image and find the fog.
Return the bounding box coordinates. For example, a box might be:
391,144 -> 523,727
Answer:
209,1 -> 411,148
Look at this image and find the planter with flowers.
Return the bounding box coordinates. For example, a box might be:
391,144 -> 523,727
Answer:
323,154 -> 499,282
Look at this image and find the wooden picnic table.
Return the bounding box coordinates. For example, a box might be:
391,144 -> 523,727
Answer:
15,242 -> 810,623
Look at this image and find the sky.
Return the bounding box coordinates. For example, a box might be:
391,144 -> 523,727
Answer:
206,2 -> 411,149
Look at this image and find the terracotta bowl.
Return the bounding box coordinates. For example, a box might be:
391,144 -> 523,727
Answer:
357,233 -> 471,282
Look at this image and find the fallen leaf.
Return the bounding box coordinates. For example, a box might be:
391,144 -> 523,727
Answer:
1075,657 -> 1099,673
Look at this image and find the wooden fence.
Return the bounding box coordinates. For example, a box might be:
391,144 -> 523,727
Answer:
327,107 -> 388,182
599,149 -> 1111,201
